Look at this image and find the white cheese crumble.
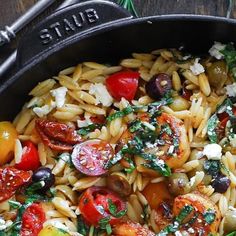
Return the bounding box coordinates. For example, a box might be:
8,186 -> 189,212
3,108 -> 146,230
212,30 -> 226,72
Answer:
89,83 -> 113,107
175,231 -> 183,236
77,117 -> 93,128
33,101 -> 56,118
229,134 -> 236,148
0,218 -> 12,231
208,41 -> 226,59
190,58 -> 205,75
225,83 -> 236,97
203,143 -> 222,160
50,86 -> 68,108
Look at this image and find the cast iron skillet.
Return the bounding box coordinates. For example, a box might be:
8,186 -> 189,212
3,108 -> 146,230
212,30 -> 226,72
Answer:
1,0 -> 236,120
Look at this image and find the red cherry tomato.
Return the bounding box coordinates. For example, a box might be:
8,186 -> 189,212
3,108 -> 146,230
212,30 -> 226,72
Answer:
15,141 -> 40,171
35,119 -> 82,151
78,187 -> 127,226
218,107 -> 236,128
20,203 -> 46,236
0,167 -> 31,203
106,71 -> 140,101
181,86 -> 192,100
72,139 -> 113,176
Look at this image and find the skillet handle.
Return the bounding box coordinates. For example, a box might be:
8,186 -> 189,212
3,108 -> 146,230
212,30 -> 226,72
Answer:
17,0 -> 132,67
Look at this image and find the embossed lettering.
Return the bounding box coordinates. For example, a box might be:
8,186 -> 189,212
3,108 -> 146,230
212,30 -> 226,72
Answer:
39,29 -> 53,45
72,13 -> 85,28
50,22 -> 62,38
85,9 -> 99,23
63,19 -> 75,33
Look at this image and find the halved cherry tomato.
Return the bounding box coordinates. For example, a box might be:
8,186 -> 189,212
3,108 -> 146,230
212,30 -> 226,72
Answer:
21,203 -> 46,236
90,116 -> 106,124
0,121 -> 18,166
78,187 -> 126,226
0,167 -> 31,203
106,71 -> 140,101
72,139 -> 113,176
142,182 -> 172,209
15,141 -> 40,171
35,119 -> 82,151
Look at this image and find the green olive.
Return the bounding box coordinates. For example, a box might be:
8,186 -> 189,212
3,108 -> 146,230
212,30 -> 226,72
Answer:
223,209 -> 236,234
168,173 -> 190,196
206,61 -> 228,88
107,172 -> 131,196
169,96 -> 190,111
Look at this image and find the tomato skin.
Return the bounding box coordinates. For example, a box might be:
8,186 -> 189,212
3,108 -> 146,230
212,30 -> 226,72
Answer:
72,139 -> 113,176
106,71 -> 139,101
21,203 -> 46,236
35,119 -> 82,151
15,141 -> 40,171
78,187 -> 126,226
0,167 -> 31,203
0,121 -> 18,166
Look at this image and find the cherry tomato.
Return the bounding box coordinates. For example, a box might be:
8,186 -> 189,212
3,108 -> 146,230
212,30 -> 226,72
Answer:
0,121 -> 18,166
35,119 -> 82,151
90,116 -> 105,124
21,203 -> 46,236
72,139 -> 113,176
15,141 -> 40,171
78,187 -> 126,226
106,71 -> 140,101
181,85 -> 192,100
142,182 -> 172,209
0,167 -> 31,203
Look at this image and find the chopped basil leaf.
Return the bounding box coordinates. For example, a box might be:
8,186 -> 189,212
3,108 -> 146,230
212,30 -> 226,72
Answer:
203,160 -> 221,178
117,0 -> 138,17
207,114 -> 219,143
77,216 -> 89,236
8,200 -> 22,210
203,209 -> 216,225
129,120 -> 142,133
226,231 -> 236,236
98,217 -> 112,235
160,124 -> 172,136
25,181 -> 44,195
175,205 -> 194,223
57,152 -> 74,168
221,44 -> 236,80
108,199 -> 127,218
105,224 -> 112,235
77,123 -> 103,136
107,106 -> 134,122
124,157 -> 135,173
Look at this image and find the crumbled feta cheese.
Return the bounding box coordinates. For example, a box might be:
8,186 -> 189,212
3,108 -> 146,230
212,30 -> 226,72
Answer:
225,83 -> 236,97
33,101 -> 56,117
175,231 -> 183,236
229,206 -> 236,211
188,228 -> 195,234
77,117 -> 92,128
89,83 -> 113,107
190,58 -> 205,75
168,145 -> 175,154
209,41 -> 226,59
50,86 -> 68,108
229,134 -> 236,147
0,218 -> 12,231
203,143 -> 222,160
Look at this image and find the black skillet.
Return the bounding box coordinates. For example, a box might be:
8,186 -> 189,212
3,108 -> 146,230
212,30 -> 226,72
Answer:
0,0 -> 236,120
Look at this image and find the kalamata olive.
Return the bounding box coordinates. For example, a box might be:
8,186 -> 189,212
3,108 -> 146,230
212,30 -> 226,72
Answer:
168,173 -> 190,196
211,174 -> 230,193
146,73 -> 172,99
169,96 -> 190,111
206,61 -> 227,88
107,172 -> 131,196
32,167 -> 55,192
223,208 -> 236,234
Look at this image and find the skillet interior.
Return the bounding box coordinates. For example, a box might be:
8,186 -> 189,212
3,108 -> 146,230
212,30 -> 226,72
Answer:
1,15 -> 236,120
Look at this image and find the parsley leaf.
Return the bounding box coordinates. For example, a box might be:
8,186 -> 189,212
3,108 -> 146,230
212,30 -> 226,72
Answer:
203,209 -> 216,225
108,199 -> 127,218
99,217 -> 112,235
77,123 -> 103,136
77,216 -> 89,236
204,160 -> 221,178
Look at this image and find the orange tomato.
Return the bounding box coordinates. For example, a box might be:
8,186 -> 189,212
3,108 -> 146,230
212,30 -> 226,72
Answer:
0,122 -> 17,165
142,182 -> 172,209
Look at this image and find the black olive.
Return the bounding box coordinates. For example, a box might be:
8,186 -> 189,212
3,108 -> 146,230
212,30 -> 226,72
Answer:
211,174 -> 231,193
32,167 -> 55,192
145,73 -> 172,99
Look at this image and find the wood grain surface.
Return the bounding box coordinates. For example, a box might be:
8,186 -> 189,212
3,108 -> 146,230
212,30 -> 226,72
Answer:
0,0 -> 235,65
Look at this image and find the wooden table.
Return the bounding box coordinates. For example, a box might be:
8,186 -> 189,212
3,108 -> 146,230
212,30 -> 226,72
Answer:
0,0 -> 235,68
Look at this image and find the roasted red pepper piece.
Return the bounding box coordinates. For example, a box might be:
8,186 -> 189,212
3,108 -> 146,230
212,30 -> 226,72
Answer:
35,119 -> 82,151
0,167 -> 31,203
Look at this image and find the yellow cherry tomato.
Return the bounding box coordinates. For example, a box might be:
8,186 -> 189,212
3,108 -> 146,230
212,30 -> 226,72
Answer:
0,121 -> 17,165
38,226 -> 70,236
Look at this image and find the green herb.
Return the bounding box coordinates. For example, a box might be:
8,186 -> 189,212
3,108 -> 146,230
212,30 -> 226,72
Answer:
58,152 -> 74,168
207,114 -> 219,143
160,124 -> 172,136
124,157 -> 135,173
25,181 -> 44,195
77,123 -> 103,136
203,209 -> 216,225
157,205 -> 194,236
117,0 -> 138,17
203,160 -> 221,178
108,199 -> 127,218
107,106 -> 135,122
226,231 -> 236,236
221,44 -> 236,80
98,217 -> 112,235
129,120 -> 142,133
77,216 -> 89,236
8,200 -> 22,210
